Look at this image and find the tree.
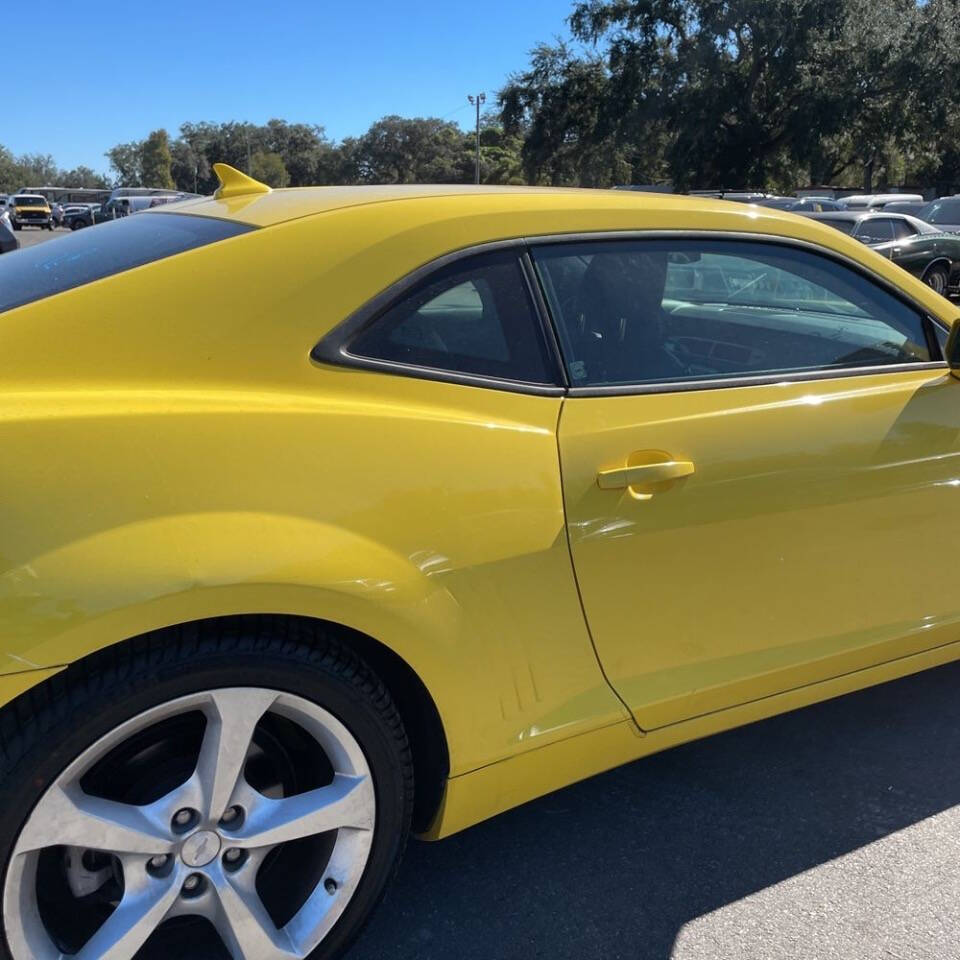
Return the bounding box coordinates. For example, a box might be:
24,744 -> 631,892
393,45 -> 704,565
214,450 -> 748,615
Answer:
249,151 -> 290,187
0,145 -> 111,192
15,153 -> 60,186
501,43 -> 631,186
58,166 -> 111,189
106,141 -> 143,186
141,129 -> 175,189
503,0 -> 949,191
353,116 -> 473,183
0,145 -> 19,192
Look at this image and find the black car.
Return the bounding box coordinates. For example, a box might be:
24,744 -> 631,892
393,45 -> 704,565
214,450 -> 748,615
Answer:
803,210 -> 960,296
0,212 -> 18,254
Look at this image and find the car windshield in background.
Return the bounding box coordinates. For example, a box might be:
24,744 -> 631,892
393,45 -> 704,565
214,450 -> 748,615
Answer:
0,213 -> 254,313
919,198 -> 960,224
14,197 -> 46,207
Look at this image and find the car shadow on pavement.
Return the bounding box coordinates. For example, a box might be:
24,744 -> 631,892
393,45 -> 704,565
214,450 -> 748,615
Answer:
354,659 -> 960,960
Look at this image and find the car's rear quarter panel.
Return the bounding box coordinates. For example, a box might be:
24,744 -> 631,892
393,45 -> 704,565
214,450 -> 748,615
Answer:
0,204 -> 631,775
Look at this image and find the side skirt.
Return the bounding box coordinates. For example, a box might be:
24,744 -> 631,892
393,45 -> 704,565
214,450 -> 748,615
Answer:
420,636 -> 960,839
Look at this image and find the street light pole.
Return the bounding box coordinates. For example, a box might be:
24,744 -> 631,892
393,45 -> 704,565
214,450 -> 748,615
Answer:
467,93 -> 486,184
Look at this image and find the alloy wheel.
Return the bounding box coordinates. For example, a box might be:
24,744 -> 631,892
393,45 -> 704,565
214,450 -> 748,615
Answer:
2,688 -> 376,959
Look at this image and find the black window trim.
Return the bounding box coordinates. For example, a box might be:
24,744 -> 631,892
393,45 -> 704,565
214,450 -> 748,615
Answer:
311,239 -> 567,396
311,230 -> 949,398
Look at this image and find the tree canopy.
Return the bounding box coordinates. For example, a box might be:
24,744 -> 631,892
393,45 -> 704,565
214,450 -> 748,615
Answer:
0,145 -> 110,193
501,0 -> 960,191
96,116 -> 522,192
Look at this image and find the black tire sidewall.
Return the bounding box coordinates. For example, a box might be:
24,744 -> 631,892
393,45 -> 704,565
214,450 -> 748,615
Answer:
926,265 -> 948,293
0,645 -> 410,960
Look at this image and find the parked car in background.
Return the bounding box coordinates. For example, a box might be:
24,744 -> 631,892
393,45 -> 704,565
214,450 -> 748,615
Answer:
881,200 -> 927,217
754,197 -> 844,212
804,210 -> 960,296
64,204 -> 101,229
840,193 -> 924,211
8,195 -> 53,231
0,211 -> 18,254
915,196 -> 960,233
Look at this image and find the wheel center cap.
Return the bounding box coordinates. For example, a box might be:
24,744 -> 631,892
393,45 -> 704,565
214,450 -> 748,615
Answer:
180,830 -> 221,868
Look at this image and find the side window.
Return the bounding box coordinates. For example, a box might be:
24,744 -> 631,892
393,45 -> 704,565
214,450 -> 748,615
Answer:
856,218 -> 896,244
892,219 -> 918,240
347,250 -> 555,384
531,239 -> 934,388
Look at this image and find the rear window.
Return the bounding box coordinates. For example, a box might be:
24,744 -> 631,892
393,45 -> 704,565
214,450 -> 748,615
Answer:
818,218 -> 856,235
0,213 -> 253,314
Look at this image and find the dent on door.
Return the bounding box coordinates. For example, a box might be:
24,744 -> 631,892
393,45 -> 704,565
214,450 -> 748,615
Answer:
559,369 -> 960,730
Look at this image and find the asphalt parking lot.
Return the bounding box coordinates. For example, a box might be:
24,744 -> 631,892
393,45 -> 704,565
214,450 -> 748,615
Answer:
353,661 -> 960,960
13,225 -> 69,247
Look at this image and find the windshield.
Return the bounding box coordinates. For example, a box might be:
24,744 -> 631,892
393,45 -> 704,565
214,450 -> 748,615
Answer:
14,197 -> 47,207
919,198 -> 960,224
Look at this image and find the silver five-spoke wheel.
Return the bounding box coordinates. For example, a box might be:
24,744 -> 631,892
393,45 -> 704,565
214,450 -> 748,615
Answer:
2,688 -> 376,959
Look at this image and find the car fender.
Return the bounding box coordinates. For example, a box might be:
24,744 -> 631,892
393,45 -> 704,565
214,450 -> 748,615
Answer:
0,509 -> 463,739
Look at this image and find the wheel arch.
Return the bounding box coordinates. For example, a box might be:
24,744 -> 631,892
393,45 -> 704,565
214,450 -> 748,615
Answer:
922,257 -> 951,278
7,612 -> 451,835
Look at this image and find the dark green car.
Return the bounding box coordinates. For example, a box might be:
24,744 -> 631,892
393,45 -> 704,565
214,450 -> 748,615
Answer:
803,211 -> 960,298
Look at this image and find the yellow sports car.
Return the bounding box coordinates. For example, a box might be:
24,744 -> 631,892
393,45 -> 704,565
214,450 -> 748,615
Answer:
1,164 -> 959,959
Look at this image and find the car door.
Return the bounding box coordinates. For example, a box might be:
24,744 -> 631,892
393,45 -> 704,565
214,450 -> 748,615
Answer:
531,235 -> 960,730
884,218 -> 936,279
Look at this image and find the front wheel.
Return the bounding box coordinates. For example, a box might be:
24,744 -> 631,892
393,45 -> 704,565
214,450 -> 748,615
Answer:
924,264 -> 949,297
0,622 -> 414,960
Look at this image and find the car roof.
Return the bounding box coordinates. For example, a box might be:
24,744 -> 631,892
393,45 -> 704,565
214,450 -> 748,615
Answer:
803,210 -> 940,235
804,210 -> 902,221
148,183 -> 831,230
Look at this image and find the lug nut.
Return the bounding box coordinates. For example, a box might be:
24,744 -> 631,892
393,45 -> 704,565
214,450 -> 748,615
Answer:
172,808 -> 195,831
182,874 -> 204,895
224,848 -> 242,864
220,806 -> 241,825
146,853 -> 173,878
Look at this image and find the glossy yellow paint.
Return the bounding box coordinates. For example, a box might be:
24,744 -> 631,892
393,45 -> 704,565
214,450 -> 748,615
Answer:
560,367 -> 960,730
212,163 -> 271,200
428,635 -> 960,838
1,185 -> 959,838
0,666 -> 62,704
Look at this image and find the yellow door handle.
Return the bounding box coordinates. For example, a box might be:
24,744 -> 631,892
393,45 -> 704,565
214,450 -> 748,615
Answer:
597,459 -> 696,492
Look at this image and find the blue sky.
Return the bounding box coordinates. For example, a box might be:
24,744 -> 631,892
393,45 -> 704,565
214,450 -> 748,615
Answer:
13,0 -> 578,175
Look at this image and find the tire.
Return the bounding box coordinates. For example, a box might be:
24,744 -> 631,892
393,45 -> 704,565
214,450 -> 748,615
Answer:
924,264 -> 949,297
70,219 -> 85,230
0,618 -> 414,960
